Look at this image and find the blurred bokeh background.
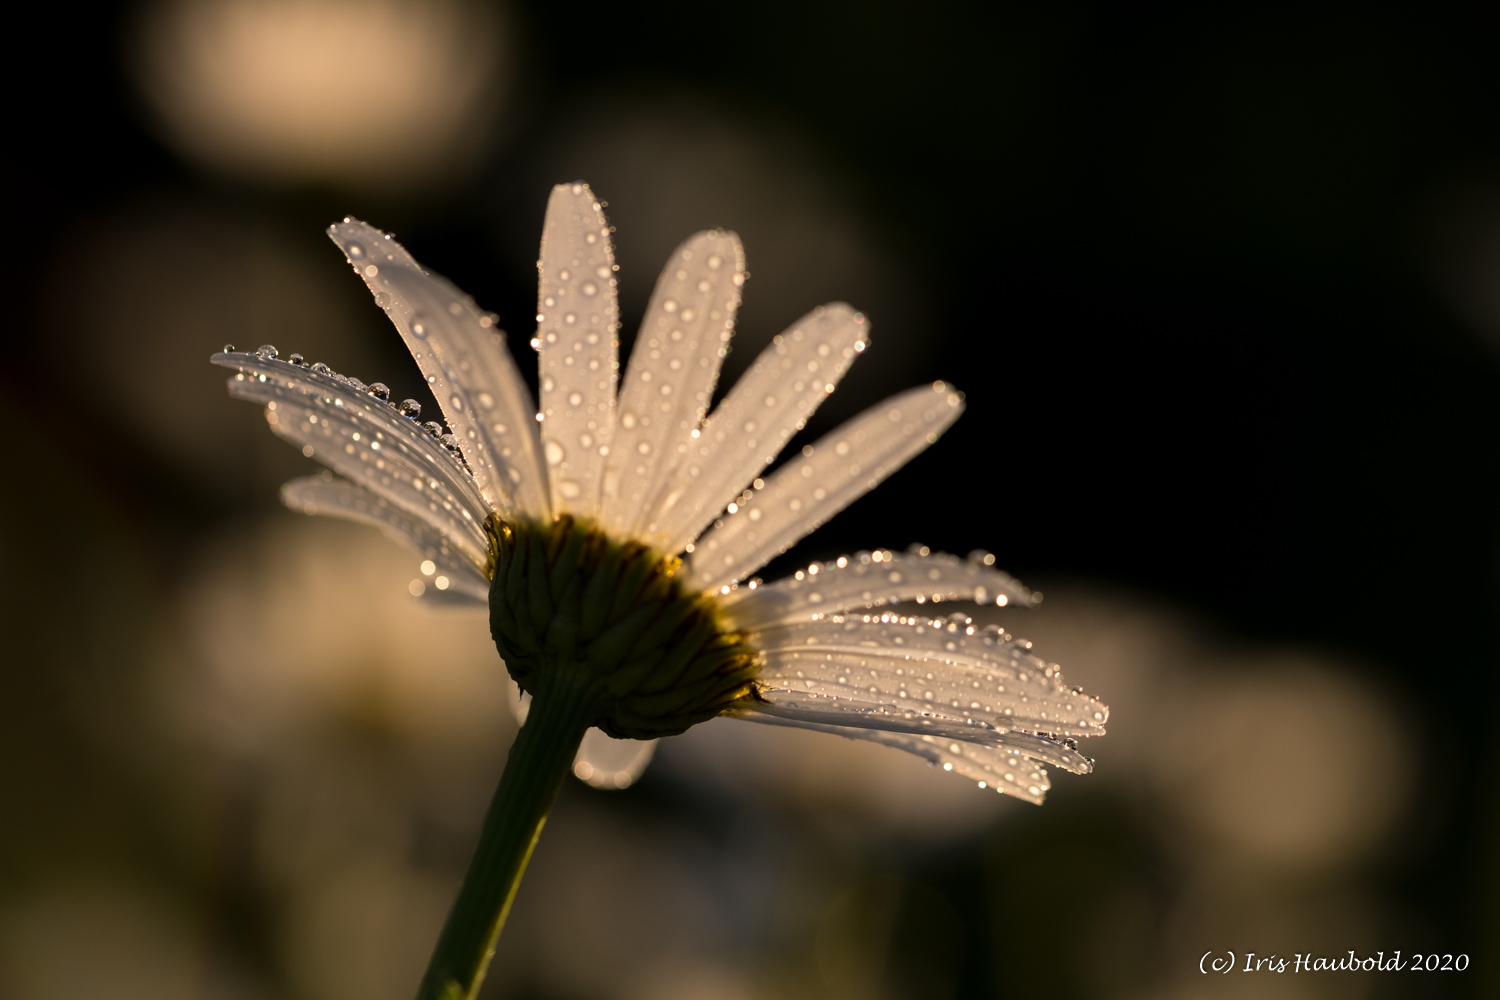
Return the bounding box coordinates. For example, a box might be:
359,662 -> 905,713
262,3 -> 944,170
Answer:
2,2 -> 1497,997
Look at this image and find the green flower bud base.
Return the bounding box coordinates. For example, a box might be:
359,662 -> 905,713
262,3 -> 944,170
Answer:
415,517 -> 759,1000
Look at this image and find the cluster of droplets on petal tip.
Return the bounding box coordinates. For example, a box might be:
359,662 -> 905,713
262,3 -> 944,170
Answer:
211,346 -> 492,577
748,609 -> 1106,750
717,546 -> 1038,628
325,220 -> 551,522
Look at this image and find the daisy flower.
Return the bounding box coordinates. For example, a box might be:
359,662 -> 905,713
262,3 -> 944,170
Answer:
213,182 -> 1107,1000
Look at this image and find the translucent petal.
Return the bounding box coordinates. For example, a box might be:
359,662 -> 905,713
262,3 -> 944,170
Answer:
327,220 -> 550,521
687,382 -> 965,590
652,304 -> 869,555
600,231 -> 745,545
719,550 -> 1035,629
508,682 -> 656,790
281,475 -> 490,604
735,712 -> 1053,804
749,612 -> 1108,742
215,351 -> 490,566
572,728 -> 657,790
536,183 -> 619,517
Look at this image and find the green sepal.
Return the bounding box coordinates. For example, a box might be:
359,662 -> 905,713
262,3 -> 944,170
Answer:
488,516 -> 760,740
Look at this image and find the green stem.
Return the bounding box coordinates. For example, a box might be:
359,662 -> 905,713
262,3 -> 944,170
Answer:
415,667 -> 597,1000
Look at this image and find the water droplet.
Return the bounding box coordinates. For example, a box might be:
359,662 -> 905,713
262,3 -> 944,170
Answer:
697,279 -> 711,292
399,399 -> 422,418
558,480 -> 581,499
348,243 -> 365,259
256,344 -> 278,359
411,321 -> 427,338
440,433 -> 459,450
363,264 -> 379,277
564,312 -> 577,325
568,392 -> 583,407
888,571 -> 904,583
310,362 -> 332,375
707,255 -> 722,270
637,442 -> 651,455
663,299 -> 678,313
476,392 -> 494,409
545,441 -> 565,465
422,421 -> 443,437
620,411 -> 637,429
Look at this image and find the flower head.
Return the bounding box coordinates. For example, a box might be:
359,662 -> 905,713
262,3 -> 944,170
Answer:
212,182 -> 1107,804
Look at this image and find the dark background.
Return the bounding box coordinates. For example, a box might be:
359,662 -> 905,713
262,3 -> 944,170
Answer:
2,2 -> 1497,998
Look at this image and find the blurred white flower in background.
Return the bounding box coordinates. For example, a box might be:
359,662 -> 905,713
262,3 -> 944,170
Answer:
130,0 -> 510,190
178,516 -> 510,752
43,202 -> 375,492
170,517 -> 512,1000
1008,587 -> 1412,875
996,585 -> 1418,1000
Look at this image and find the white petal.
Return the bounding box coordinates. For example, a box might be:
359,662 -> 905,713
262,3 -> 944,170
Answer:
572,729 -> 657,790
651,304 -> 869,555
720,550 -> 1035,628
749,613 -> 1108,741
536,183 -> 619,517
216,351 -> 490,567
327,221 -> 550,521
507,681 -> 656,789
735,712 -> 1053,804
687,381 -> 965,590
600,231 -> 744,545
281,475 -> 489,605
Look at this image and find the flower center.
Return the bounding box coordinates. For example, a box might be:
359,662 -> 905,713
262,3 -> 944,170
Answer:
486,516 -> 760,739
